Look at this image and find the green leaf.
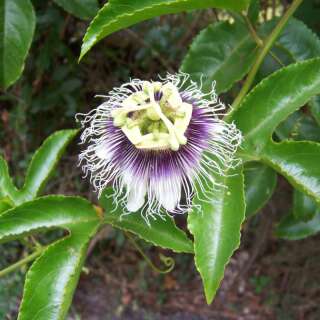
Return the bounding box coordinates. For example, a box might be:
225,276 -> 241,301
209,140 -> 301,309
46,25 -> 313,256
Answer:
0,156 -> 19,201
18,130 -> 78,204
0,0 -> 35,88
262,140 -> 320,203
310,96 -> 320,126
80,0 -> 251,59
100,188 -> 193,253
293,189 -> 317,221
230,59 -> 320,154
260,18 -> 320,63
244,162 -> 277,217
53,0 -> 99,20
275,111 -> 320,142
0,197 -> 12,214
247,0 -> 260,25
0,130 -> 78,206
259,18 -> 320,127
275,210 -> 320,240
0,196 -> 101,320
180,21 -> 257,94
187,165 -> 245,304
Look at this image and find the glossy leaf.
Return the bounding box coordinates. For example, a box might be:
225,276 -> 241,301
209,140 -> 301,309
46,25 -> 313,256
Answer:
80,0 -> 251,59
100,188 -> 193,253
262,141 -> 320,203
180,21 -> 257,94
230,59 -> 320,154
53,0 -> 99,20
17,130 -> 78,204
0,0 -> 35,88
244,162 -> 277,217
293,189 -> 317,221
0,197 -> 12,214
0,196 -> 101,320
275,111 -> 320,143
0,156 -> 19,202
187,165 -> 245,304
275,210 -> 320,240
259,18 -> 320,127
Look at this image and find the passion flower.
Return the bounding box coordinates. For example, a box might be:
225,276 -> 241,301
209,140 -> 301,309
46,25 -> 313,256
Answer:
77,73 -> 242,221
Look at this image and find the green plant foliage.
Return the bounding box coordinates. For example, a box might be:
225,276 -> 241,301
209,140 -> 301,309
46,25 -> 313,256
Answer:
0,196 -> 101,320
275,210 -> 320,240
53,0 -> 99,20
187,165 -> 245,304
180,21 -> 257,94
80,0 -> 250,59
230,59 -> 320,154
101,188 -> 193,253
275,111 -> 320,142
0,130 -> 78,205
244,162 -> 277,217
293,189 -> 318,221
0,0 -> 35,88
262,140 -> 320,203
259,17 -> 320,128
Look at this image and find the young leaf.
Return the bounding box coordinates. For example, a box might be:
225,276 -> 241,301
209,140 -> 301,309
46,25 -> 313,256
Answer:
293,189 -> 318,221
180,21 -> 257,94
80,0 -> 251,59
53,0 -> 99,20
0,196 -> 101,320
17,130 -> 78,204
275,210 -> 320,240
244,162 -> 277,218
230,58 -> 320,154
100,188 -> 193,253
262,140 -> 320,203
187,165 -> 245,304
0,0 -> 35,88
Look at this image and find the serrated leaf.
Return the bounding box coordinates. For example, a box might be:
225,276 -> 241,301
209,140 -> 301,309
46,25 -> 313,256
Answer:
259,18 -> 320,130
262,140 -> 320,203
187,165 -> 245,304
293,189 -> 317,221
0,196 -> 101,320
80,0 -> 251,59
244,162 -> 277,217
0,0 -> 35,88
275,210 -> 320,240
230,59 -> 320,154
17,129 -> 78,204
180,21 -> 257,94
100,188 -> 193,253
53,0 -> 99,20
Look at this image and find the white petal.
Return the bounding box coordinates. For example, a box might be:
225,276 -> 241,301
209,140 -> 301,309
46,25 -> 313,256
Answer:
123,171 -> 147,212
152,176 -> 181,212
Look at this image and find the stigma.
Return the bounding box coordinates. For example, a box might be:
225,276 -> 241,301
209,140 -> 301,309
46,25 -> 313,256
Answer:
111,81 -> 193,151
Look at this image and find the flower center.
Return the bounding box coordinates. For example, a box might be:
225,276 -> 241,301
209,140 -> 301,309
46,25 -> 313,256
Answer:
111,81 -> 193,151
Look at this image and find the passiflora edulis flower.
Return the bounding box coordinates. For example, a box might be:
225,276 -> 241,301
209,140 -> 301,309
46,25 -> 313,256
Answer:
77,73 -> 242,222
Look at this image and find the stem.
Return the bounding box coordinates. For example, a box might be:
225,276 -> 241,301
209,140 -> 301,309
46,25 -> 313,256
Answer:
0,248 -> 44,278
229,0 -> 303,116
125,232 -> 174,274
